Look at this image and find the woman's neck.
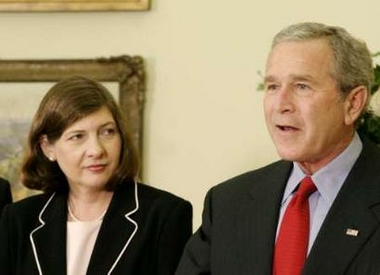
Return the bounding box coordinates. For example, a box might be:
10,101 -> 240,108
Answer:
67,189 -> 113,222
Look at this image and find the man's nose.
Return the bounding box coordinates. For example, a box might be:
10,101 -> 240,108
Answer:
275,86 -> 295,113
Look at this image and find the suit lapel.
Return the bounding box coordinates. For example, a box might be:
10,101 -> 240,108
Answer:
236,161 -> 292,274
304,140 -> 380,275
30,193 -> 68,275
86,182 -> 139,275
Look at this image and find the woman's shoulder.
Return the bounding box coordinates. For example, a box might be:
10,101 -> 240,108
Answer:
5,193 -> 52,216
136,182 -> 189,205
115,181 -> 191,213
132,183 -> 192,225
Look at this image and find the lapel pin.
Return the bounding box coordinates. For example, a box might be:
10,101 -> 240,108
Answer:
346,228 -> 359,237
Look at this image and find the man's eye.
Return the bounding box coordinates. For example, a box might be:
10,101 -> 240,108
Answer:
296,83 -> 309,90
265,83 -> 279,92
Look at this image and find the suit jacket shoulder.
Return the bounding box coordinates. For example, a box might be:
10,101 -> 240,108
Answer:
177,160 -> 293,275
210,160 -> 292,203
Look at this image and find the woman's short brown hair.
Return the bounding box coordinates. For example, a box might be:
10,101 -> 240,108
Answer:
21,76 -> 139,193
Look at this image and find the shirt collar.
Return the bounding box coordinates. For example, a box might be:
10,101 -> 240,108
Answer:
283,132 -> 363,206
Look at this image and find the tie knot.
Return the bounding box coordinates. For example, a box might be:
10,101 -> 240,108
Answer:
297,177 -> 317,198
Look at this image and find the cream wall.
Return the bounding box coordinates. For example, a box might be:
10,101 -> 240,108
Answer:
0,0 -> 379,228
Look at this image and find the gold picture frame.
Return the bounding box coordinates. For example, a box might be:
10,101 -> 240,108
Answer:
0,56 -> 145,200
0,0 -> 150,12
0,55 -> 145,155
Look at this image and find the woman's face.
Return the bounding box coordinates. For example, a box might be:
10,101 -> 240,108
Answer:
41,106 -> 122,192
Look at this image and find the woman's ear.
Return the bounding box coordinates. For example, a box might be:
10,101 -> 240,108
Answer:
39,135 -> 56,162
344,85 -> 369,126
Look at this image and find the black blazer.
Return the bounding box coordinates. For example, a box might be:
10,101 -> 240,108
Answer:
0,181 -> 192,275
0,177 -> 12,214
176,138 -> 380,275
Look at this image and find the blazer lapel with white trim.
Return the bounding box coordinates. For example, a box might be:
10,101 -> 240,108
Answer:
29,181 -> 139,275
86,182 -> 139,275
30,193 -> 68,275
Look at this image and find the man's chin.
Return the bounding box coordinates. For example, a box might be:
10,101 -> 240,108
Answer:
276,149 -> 301,162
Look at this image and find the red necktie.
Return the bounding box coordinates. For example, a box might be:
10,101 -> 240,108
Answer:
273,177 -> 317,275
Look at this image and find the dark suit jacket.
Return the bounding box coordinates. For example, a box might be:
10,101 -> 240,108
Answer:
0,181 -> 192,275
0,178 -> 12,214
176,138 -> 380,275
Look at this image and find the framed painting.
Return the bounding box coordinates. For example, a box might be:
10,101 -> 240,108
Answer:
0,0 -> 150,12
0,55 -> 145,200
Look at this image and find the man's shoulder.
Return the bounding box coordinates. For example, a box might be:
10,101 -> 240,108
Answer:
211,159 -> 291,195
360,136 -> 380,161
198,160 -> 291,215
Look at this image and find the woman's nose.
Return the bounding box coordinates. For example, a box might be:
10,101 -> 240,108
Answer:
86,137 -> 105,158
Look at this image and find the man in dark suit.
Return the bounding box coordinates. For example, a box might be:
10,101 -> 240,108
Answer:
176,22 -> 380,275
0,177 -> 12,213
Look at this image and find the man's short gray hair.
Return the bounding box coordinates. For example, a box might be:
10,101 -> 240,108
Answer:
272,22 -> 373,96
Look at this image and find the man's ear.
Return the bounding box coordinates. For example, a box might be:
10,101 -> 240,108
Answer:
344,85 -> 369,126
39,135 -> 56,162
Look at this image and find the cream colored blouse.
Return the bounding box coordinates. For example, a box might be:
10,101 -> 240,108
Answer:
66,220 -> 102,275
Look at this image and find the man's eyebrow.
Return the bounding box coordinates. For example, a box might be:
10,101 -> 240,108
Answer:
264,75 -> 276,83
264,74 -> 315,83
289,74 -> 314,81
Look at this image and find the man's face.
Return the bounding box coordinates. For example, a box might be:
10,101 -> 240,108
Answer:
264,39 -> 355,174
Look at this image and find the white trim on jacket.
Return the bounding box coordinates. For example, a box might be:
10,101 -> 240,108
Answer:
108,181 -> 139,274
29,193 -> 56,275
29,182 -> 140,275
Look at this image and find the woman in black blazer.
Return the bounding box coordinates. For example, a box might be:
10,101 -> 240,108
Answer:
0,177 -> 12,213
0,76 -> 192,275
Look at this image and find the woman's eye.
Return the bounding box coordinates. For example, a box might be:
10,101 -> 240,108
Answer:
69,134 -> 83,141
102,127 -> 117,136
